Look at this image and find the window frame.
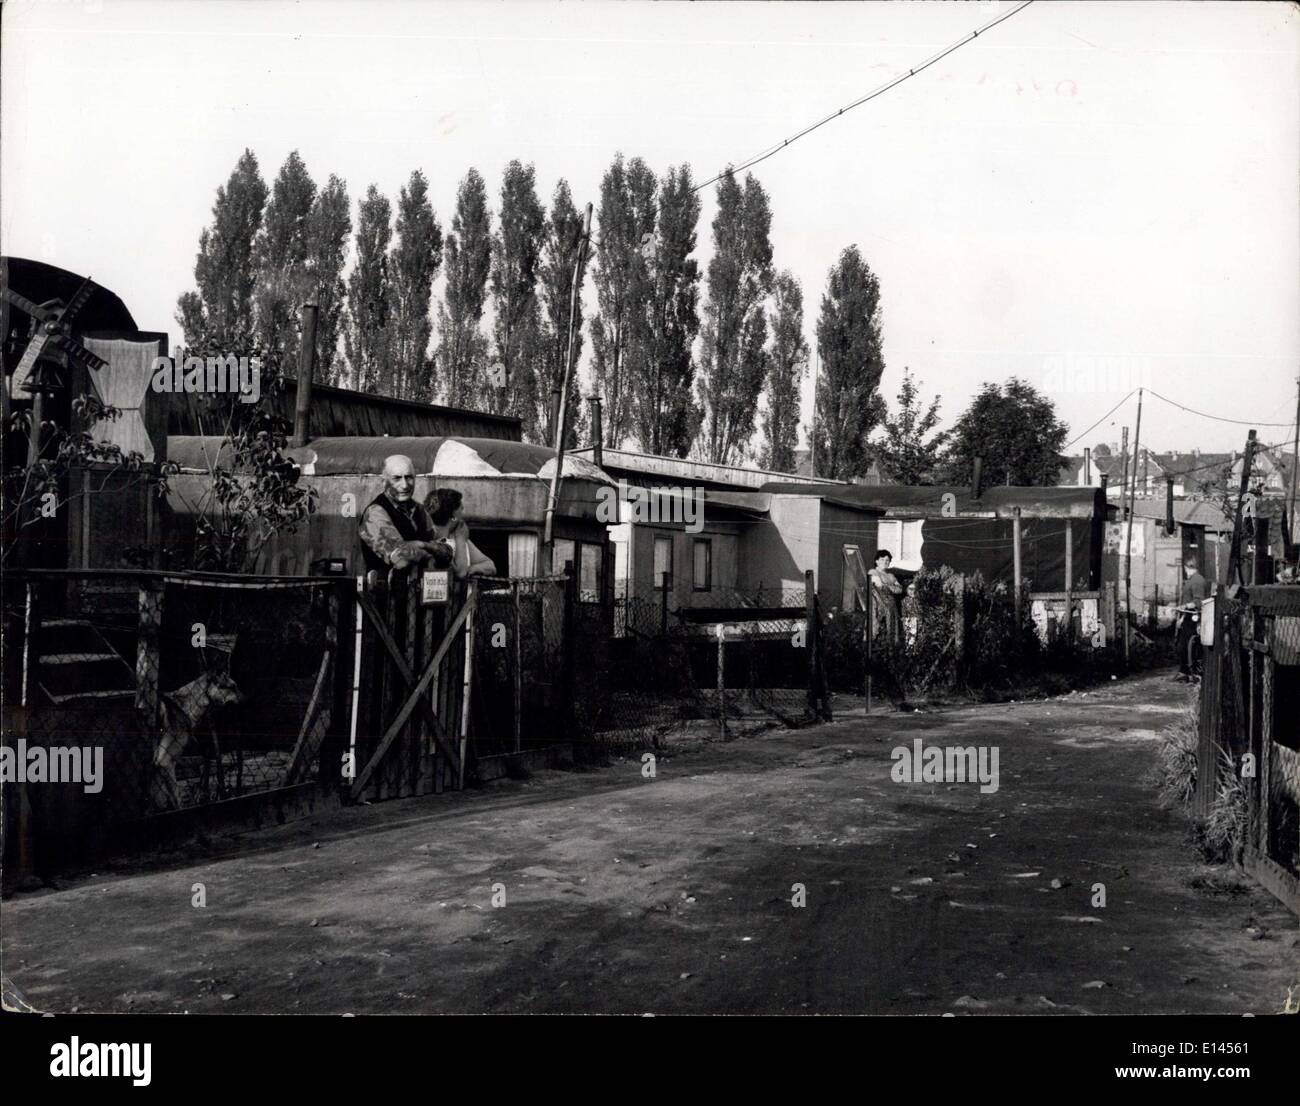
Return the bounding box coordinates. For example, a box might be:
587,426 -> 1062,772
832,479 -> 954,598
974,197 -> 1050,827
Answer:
653,533 -> 674,592
692,537 -> 712,592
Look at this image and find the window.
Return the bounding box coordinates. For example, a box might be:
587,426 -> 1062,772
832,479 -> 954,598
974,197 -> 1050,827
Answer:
692,538 -> 712,591
842,544 -> 868,610
580,543 -> 603,602
876,520 -> 923,571
653,534 -> 673,590
508,533 -> 538,577
552,538 -> 576,576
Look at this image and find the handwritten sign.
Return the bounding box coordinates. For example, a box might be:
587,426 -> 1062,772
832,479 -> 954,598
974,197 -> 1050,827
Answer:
421,570 -> 451,605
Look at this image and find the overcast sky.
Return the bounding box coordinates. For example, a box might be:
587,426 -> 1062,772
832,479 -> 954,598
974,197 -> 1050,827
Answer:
2,0 -> 1297,457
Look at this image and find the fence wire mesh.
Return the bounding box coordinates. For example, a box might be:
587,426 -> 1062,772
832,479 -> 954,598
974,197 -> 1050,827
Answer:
2,572 -> 342,853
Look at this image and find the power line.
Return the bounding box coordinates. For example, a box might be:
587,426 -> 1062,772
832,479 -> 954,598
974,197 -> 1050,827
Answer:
692,0 -> 1036,194
1146,388 -> 1295,428
1064,390 -> 1134,450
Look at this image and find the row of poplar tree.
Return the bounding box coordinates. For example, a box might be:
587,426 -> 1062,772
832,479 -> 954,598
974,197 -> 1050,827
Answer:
175,148 -> 891,475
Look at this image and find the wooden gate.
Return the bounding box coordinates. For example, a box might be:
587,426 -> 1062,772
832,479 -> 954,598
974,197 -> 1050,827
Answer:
349,570 -> 478,801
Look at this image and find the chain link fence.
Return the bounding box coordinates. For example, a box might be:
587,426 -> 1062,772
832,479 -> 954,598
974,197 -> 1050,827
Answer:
3,570 -> 345,877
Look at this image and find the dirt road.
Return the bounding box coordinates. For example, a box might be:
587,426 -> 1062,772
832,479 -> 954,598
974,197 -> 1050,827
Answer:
3,671 -> 1297,1014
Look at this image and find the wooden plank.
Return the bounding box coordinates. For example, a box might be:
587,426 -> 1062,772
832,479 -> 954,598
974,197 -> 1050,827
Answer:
351,596 -> 471,799
283,649 -> 331,786
457,581 -> 479,789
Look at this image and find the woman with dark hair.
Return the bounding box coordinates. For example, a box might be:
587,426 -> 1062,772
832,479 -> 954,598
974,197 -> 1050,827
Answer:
426,487 -> 496,578
869,548 -> 903,644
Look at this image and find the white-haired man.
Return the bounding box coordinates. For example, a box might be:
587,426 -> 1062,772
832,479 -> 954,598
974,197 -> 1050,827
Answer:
358,455 -> 452,574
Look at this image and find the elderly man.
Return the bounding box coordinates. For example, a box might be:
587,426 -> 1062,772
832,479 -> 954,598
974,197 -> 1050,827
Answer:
358,455 -> 452,574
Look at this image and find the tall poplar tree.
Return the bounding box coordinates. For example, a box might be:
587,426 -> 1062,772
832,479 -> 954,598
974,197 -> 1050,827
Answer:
588,153 -> 656,449
176,149 -> 268,347
488,160 -> 545,435
305,175 -> 351,383
253,151 -> 317,365
695,170 -> 773,465
631,164 -> 702,457
435,169 -> 492,408
537,179 -> 590,448
759,271 -> 807,473
342,185 -> 393,393
389,169 -> 443,401
812,245 -> 886,480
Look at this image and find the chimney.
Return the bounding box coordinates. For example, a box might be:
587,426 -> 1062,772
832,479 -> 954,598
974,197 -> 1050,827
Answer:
971,456 -> 983,501
1083,447 -> 1092,485
588,395 -> 604,469
1166,476 -> 1175,535
291,302 -> 319,449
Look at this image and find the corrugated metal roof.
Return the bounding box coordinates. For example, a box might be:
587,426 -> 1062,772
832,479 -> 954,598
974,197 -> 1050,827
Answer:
168,435 -> 615,484
759,482 -> 1100,519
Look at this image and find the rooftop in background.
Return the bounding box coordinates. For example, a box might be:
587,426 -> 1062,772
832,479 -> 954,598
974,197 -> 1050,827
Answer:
570,447 -> 842,491
760,482 -> 1104,520
166,376 -> 522,442
1127,497 -> 1232,530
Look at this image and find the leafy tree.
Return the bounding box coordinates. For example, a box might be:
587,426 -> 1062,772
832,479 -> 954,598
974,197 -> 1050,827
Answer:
305,175 -> 351,384
537,179 -> 590,448
632,164 -> 702,458
435,169 -> 492,408
758,270 -> 807,473
253,151 -> 317,365
342,185 -> 393,393
696,170 -> 773,465
873,369 -> 946,484
589,153 -> 657,449
163,336 -> 316,573
389,169 -> 443,401
488,160 -> 545,434
940,377 -> 1068,486
176,149 -> 268,347
3,395 -> 159,566
812,245 -> 886,480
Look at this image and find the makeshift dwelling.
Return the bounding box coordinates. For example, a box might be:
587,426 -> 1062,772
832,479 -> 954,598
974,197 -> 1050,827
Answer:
164,435 -> 617,592
761,483 -> 1105,591
568,448 -> 884,614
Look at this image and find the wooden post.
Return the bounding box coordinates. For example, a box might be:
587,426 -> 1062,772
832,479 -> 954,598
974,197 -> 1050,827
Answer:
1064,519 -> 1074,643
456,579 -> 479,789
291,302 -> 318,448
716,622 -> 727,741
864,567 -> 873,714
1194,594 -> 1219,819
512,579 -> 523,754
1228,430 -> 1257,589
563,560 -> 576,737
1012,507 -> 1023,631
805,570 -> 817,719
1123,390 -> 1144,667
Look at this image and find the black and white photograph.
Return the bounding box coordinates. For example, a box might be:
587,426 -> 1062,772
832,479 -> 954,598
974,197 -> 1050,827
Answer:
1,0 -> 1297,1080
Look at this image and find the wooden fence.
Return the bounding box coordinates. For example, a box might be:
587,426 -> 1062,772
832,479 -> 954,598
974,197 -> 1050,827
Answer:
1197,586 -> 1300,915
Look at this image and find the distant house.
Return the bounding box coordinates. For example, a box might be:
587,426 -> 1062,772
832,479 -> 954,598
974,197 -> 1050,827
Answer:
1233,446 -> 1295,499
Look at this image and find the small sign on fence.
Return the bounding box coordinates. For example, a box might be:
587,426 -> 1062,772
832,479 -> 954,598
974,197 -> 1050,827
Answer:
1199,595 -> 1216,646
421,570 -> 451,605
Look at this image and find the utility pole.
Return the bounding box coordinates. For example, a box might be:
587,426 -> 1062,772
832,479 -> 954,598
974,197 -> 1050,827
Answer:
541,202 -> 594,567
1123,389 -> 1143,666
1228,429 -> 1258,589
809,346 -> 818,478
